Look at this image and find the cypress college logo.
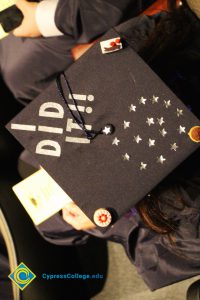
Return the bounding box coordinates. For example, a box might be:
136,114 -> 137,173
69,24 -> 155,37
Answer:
8,262 -> 36,290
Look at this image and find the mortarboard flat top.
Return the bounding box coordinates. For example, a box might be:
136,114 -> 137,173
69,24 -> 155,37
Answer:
7,28 -> 200,230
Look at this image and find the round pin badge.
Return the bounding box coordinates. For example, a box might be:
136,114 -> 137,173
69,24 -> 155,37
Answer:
93,208 -> 112,227
188,126 -> 200,143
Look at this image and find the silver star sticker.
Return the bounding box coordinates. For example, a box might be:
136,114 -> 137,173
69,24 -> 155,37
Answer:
159,128 -> 167,137
164,100 -> 171,108
140,162 -> 147,170
139,97 -> 147,105
146,117 -> 155,126
123,153 -> 130,161
152,95 -> 159,104
148,139 -> 155,147
123,121 -> 130,129
129,104 -> 136,112
157,117 -> 165,126
178,125 -> 186,134
170,143 -> 178,151
112,137 -> 120,146
134,135 -> 142,144
102,126 -> 111,135
157,155 -> 166,164
177,108 -> 183,117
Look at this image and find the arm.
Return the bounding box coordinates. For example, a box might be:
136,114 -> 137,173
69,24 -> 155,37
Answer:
62,201 -> 96,230
13,0 -> 153,41
53,0 -> 143,43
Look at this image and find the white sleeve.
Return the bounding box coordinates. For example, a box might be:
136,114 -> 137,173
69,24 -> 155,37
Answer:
35,0 -> 64,37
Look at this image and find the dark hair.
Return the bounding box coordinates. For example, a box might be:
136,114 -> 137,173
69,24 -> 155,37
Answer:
136,187 -> 183,238
140,0 -> 200,63
135,0 -> 200,236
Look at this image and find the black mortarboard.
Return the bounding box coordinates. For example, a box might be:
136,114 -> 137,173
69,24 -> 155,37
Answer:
6,28 -> 200,230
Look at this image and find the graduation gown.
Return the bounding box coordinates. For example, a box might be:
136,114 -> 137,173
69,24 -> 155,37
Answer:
0,0 -> 154,104
37,149 -> 200,291
54,0 -> 155,43
23,8 -> 200,290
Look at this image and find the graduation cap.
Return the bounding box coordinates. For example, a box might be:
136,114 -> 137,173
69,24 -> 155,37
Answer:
6,28 -> 200,230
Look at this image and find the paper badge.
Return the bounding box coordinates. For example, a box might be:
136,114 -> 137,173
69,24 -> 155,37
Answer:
100,37 -> 122,54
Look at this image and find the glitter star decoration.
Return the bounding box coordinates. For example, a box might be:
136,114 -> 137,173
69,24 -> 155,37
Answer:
123,153 -> 130,161
164,100 -> 171,108
170,143 -> 178,151
177,108 -> 183,117
148,139 -> 155,147
123,121 -> 130,129
140,162 -> 147,170
157,117 -> 165,126
146,117 -> 155,126
139,96 -> 147,105
134,135 -> 142,144
178,125 -> 186,134
157,155 -> 166,164
151,95 -> 159,104
129,104 -> 136,112
112,137 -> 120,146
159,128 -> 167,137
102,126 -> 111,135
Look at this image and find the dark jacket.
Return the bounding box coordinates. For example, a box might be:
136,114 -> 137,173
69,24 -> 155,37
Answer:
54,0 -> 155,43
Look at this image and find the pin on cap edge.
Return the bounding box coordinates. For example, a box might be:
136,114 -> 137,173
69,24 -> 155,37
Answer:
100,37 -> 123,54
188,126 -> 200,143
93,208 -> 112,227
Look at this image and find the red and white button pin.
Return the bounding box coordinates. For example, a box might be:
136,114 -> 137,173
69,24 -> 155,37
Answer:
93,208 -> 112,227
